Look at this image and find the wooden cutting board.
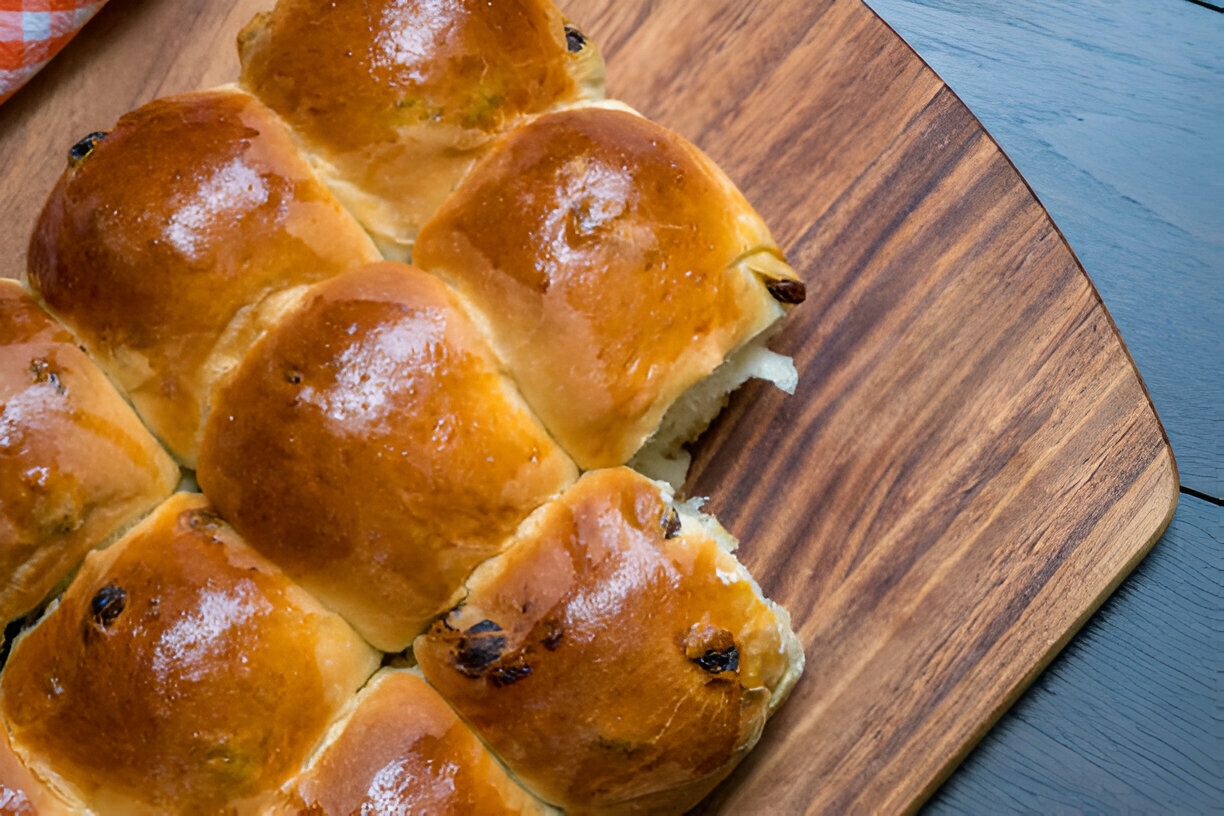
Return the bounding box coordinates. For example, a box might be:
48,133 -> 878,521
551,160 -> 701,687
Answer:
0,0 -> 1178,813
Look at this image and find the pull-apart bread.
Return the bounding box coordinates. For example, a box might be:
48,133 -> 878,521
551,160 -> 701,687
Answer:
0,280 -> 177,633
2,0 -> 808,812
25,87 -> 381,466
198,263 -> 578,651
238,0 -> 606,260
415,105 -> 805,479
0,494 -> 379,815
415,468 -> 804,814
276,669 -> 551,815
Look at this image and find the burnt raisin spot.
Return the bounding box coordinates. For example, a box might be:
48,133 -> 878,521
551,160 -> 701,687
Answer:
681,623 -> 740,677
693,646 -> 740,675
565,24 -> 587,53
466,619 -> 502,635
765,278 -> 807,305
661,506 -> 682,539
454,620 -> 507,676
68,131 -> 109,168
489,659 -> 532,688
90,585 -> 127,629
28,360 -> 66,395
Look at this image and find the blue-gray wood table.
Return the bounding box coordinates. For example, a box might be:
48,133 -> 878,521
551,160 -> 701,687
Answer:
861,0 -> 1223,811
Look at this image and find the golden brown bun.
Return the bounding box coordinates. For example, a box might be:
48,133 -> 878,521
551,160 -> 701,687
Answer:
0,493 -> 379,816
414,468 -> 801,815
414,105 -> 805,470
0,725 -> 76,816
238,0 -> 605,259
198,263 -> 578,651
0,280 -> 178,629
25,87 -> 381,466
280,670 -> 548,815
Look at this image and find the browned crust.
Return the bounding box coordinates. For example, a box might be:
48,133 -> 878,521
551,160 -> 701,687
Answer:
415,468 -> 794,814
283,670 -> 546,815
415,107 -> 795,469
238,0 -> 606,255
198,263 -> 577,651
0,494 -> 378,815
25,87 -> 379,465
0,280 -> 178,627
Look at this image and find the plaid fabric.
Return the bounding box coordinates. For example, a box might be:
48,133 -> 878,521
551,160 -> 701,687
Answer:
0,0 -> 108,104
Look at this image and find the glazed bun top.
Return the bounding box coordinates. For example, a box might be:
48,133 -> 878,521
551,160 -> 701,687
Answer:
414,467 -> 800,814
25,87 -> 381,466
280,670 -> 547,815
415,105 -> 804,470
198,263 -> 578,651
238,0 -> 605,258
0,280 -> 178,627
0,493 -> 379,816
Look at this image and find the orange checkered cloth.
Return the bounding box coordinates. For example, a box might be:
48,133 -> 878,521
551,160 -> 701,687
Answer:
0,0 -> 108,104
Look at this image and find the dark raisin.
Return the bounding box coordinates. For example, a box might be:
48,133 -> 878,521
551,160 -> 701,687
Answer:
541,618 -> 564,651
681,624 -> 740,676
454,620 -> 507,676
693,646 -> 739,674
68,132 -> 109,168
564,24 -> 587,53
489,659 -> 532,688
765,278 -> 807,305
661,506 -> 682,539
466,619 -> 502,635
285,370 -> 302,385
90,585 -> 127,629
28,360 -> 66,395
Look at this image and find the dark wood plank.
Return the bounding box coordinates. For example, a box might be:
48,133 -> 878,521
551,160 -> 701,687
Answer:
0,0 -> 1179,813
864,0 -> 1224,498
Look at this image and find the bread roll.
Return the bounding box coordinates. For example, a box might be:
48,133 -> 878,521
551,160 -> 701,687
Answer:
414,468 -> 804,815
0,493 -> 380,815
0,280 -> 178,632
25,87 -> 381,466
0,725 -> 75,816
414,105 -> 805,475
279,669 -> 550,815
198,262 -> 578,651
238,0 -> 606,259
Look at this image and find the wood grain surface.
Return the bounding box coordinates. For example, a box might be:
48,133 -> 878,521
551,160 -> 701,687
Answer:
927,494 -> 1222,814
860,2 -> 1224,811
865,0 -> 1224,503
0,0 -> 1180,813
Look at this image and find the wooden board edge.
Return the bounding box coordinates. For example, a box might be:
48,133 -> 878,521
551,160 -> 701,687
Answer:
903,447 -> 1181,815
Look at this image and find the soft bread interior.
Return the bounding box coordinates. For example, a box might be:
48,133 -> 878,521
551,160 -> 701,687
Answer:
631,335 -> 798,489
